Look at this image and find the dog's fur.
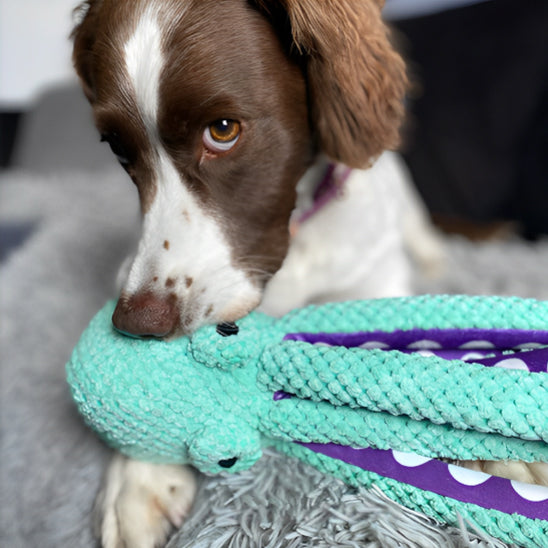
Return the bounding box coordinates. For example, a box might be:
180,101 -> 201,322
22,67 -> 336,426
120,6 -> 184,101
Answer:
71,1 -> 544,547
72,0 -> 407,339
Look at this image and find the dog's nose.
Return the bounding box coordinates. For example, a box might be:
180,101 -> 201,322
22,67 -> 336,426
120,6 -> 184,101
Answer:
112,292 -> 179,338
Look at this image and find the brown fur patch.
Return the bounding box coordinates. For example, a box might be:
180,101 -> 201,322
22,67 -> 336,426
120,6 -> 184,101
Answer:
72,0 -> 408,334
255,0 -> 408,167
158,0 -> 312,281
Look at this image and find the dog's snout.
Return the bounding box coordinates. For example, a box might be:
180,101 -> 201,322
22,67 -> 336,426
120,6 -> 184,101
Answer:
112,292 -> 179,338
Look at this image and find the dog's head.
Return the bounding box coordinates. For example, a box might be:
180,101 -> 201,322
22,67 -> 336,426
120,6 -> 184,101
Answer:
72,0 -> 407,337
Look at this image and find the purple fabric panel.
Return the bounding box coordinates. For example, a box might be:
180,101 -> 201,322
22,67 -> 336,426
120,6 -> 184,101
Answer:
396,348 -> 548,373
399,348 -> 503,360
474,347 -> 548,373
299,442 -> 548,520
285,328 -> 548,349
284,329 -> 548,372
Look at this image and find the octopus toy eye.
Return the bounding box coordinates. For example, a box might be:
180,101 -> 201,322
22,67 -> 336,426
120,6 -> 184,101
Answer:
218,457 -> 238,469
216,322 -> 239,337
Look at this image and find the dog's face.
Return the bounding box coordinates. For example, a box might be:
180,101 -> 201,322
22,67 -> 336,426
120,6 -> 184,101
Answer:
72,0 -> 407,337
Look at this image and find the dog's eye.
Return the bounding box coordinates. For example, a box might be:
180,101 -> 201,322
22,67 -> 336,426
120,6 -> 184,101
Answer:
101,133 -> 131,168
203,120 -> 241,153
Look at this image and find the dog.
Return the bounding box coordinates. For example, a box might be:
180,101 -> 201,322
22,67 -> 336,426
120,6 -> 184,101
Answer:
70,1 -> 462,546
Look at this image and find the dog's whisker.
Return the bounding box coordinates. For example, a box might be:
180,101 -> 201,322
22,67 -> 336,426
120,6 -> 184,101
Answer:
236,254 -> 285,265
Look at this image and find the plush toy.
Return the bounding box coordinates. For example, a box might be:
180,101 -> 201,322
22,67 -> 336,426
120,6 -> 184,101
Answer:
66,295 -> 548,547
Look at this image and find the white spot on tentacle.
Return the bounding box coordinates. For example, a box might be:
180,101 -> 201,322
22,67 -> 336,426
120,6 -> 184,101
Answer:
448,464 -> 491,486
392,451 -> 432,467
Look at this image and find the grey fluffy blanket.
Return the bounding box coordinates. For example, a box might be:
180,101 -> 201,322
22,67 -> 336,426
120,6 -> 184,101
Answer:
2,168 -> 548,548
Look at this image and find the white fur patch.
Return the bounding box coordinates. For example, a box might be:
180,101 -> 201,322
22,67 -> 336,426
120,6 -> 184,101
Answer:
73,1 -> 92,26
124,6 -> 164,133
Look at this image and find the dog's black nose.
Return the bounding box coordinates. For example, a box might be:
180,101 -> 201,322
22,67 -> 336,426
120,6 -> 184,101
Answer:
112,292 -> 179,338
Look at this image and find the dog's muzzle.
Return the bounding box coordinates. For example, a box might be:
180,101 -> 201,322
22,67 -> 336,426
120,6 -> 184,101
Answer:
112,292 -> 179,338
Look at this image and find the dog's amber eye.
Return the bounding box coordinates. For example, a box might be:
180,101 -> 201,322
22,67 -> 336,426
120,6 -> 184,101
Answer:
209,120 -> 240,142
203,119 -> 241,153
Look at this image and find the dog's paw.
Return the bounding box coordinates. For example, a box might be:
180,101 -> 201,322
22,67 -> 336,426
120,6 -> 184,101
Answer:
458,459 -> 548,486
95,454 -> 197,548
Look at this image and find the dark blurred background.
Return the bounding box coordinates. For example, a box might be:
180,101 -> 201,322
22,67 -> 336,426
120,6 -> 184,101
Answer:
1,0 -> 547,237
392,0 -> 548,239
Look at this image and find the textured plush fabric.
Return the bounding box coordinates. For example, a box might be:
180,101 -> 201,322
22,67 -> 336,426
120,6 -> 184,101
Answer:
2,168 -> 548,547
67,295 -> 548,546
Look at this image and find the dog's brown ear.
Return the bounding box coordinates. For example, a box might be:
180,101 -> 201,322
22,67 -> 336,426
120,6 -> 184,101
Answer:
257,0 -> 408,167
71,1 -> 101,102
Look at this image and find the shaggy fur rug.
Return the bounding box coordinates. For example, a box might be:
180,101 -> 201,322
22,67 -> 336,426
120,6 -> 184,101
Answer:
2,168 -> 548,547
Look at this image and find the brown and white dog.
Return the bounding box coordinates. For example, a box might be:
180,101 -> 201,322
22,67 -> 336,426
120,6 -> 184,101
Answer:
72,0 -> 414,338
71,1 -> 448,546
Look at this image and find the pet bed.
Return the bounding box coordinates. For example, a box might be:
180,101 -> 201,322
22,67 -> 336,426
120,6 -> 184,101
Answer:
3,167 -> 548,547
2,85 -> 548,548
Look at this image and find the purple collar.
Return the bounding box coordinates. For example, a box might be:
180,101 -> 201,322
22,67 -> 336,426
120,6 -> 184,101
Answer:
296,163 -> 352,226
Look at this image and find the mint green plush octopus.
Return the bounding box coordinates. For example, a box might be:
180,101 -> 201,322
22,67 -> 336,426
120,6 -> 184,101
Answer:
67,295 -> 548,547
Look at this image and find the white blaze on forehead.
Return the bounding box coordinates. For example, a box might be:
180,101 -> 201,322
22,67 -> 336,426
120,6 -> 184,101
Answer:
123,2 -> 191,131
124,5 -> 164,131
